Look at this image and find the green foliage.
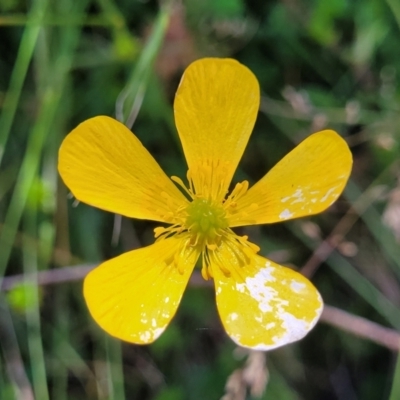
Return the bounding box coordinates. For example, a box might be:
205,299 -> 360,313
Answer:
1,0 -> 400,399
308,0 -> 348,45
6,283 -> 41,312
154,386 -> 185,400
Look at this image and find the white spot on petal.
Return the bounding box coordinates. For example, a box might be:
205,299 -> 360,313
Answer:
290,280 -> 306,293
233,333 -> 241,341
320,187 -> 337,202
290,189 -> 305,204
261,262 -> 276,280
229,312 -> 238,321
272,312 -> 309,344
140,331 -> 151,342
228,280 -> 323,351
152,327 -> 166,340
139,325 -> 167,343
279,209 -> 294,220
281,188 -> 306,205
241,265 -> 278,312
266,322 -> 276,330
236,283 -> 246,293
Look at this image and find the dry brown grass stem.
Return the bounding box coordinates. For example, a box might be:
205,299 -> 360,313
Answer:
321,305 -> 400,351
301,184 -> 387,278
2,266 -> 399,351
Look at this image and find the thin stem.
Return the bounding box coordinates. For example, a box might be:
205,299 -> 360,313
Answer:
2,266 -> 400,352
321,305 -> 400,352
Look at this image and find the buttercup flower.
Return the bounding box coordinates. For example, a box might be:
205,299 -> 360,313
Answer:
58,58 -> 352,350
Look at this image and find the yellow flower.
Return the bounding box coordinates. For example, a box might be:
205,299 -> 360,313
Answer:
58,58 -> 352,350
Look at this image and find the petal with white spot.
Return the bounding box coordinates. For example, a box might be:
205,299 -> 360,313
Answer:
230,130 -> 352,226
213,243 -> 323,350
84,237 -> 199,344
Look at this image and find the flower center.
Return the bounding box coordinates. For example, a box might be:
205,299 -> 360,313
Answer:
185,198 -> 228,249
153,168 -> 261,280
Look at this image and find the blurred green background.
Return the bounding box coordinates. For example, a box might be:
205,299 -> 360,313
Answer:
1,0 -> 400,399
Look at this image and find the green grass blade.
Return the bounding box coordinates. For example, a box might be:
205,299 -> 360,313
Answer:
389,354 -> 400,400
116,3 -> 171,127
23,207 -> 49,400
0,1 -> 88,284
343,180 -> 400,279
0,0 -> 49,167
105,336 -> 126,400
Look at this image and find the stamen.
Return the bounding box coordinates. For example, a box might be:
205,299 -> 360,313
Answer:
224,183 -> 260,226
223,181 -> 249,211
155,168 -> 260,281
154,224 -> 184,241
156,190 -> 185,223
201,265 -> 209,280
154,227 -> 168,238
173,237 -> 198,275
171,176 -> 194,199
186,170 -> 195,197
209,248 -> 231,276
185,161 -> 231,201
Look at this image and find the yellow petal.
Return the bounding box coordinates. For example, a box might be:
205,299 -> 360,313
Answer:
84,237 -> 199,344
58,116 -> 188,223
230,130 -> 352,226
213,247 -> 323,350
174,58 -> 260,200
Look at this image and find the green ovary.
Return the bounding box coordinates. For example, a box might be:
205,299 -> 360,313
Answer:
185,198 -> 228,244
